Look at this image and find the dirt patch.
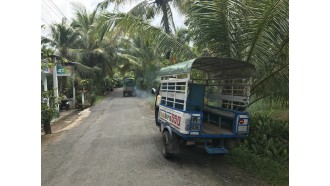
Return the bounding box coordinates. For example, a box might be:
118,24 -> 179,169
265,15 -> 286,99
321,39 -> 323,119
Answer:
41,109 -> 91,151
41,132 -> 65,151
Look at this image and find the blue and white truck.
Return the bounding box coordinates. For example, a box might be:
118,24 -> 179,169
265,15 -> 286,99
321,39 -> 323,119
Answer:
152,57 -> 255,158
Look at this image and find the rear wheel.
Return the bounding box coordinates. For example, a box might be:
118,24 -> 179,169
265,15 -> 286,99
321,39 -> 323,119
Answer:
162,131 -> 172,158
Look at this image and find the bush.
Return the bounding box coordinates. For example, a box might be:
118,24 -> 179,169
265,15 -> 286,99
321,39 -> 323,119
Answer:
228,146 -> 289,185
247,114 -> 289,163
87,93 -> 96,106
226,114 -> 289,185
41,91 -> 58,134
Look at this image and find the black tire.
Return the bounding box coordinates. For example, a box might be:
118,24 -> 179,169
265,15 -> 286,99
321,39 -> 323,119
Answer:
162,131 -> 172,158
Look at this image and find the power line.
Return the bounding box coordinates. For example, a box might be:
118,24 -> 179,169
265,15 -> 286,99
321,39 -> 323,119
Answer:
42,0 -> 63,21
47,0 -> 67,20
42,3 -> 61,23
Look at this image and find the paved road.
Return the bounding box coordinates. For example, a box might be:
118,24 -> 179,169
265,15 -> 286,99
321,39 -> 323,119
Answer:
42,88 -> 265,186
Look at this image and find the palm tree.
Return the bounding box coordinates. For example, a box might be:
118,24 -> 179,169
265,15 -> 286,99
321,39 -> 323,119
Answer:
115,35 -> 168,89
186,0 -> 289,106
97,0 -> 195,61
100,12 -> 196,62
97,0 -> 180,34
41,23 -> 80,60
70,2 -> 115,76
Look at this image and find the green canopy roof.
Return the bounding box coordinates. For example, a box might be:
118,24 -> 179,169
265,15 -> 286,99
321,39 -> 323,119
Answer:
158,59 -> 195,76
158,57 -> 255,79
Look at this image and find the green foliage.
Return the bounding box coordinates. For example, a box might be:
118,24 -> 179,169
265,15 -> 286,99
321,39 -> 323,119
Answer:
100,12 -> 196,61
248,100 -> 289,121
187,0 -> 289,106
227,114 -> 289,185
41,91 -> 57,125
247,114 -> 289,163
136,77 -> 147,90
228,146 -> 289,185
41,104 -> 57,125
41,23 -> 80,60
86,93 -> 97,106
79,79 -> 89,90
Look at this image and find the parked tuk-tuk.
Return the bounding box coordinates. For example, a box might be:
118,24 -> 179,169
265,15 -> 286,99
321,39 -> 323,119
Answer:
152,57 -> 255,158
123,78 -> 136,97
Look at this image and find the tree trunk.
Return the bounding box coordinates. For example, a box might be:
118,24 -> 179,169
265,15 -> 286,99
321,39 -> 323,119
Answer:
160,1 -> 173,62
43,122 -> 52,134
161,2 -> 171,34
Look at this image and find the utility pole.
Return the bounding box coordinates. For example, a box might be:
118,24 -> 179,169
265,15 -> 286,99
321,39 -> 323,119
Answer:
42,72 -> 50,107
52,55 -> 59,116
72,65 -> 76,108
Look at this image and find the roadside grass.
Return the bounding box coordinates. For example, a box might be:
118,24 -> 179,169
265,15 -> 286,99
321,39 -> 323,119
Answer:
95,95 -> 104,104
248,100 -> 289,121
227,146 -> 289,185
227,107 -> 289,185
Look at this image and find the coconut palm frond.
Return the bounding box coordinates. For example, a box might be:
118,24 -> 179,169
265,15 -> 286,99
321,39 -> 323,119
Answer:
188,0 -> 245,58
70,62 -> 101,77
187,0 -> 288,105
41,36 -> 54,45
128,1 -> 155,19
243,0 -> 289,105
176,28 -> 190,45
172,0 -> 194,16
244,0 -> 288,64
101,12 -> 196,61
97,0 -> 126,11
118,53 -> 142,67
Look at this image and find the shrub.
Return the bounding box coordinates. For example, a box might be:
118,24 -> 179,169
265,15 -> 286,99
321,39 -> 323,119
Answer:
246,114 -> 289,163
41,91 -> 58,134
227,114 -> 289,185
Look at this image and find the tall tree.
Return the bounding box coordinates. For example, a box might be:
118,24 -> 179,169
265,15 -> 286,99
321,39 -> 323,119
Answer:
100,12 -> 196,62
41,23 -> 80,60
70,2 -> 116,77
97,0 -> 194,61
187,0 -> 289,106
97,0 -> 179,34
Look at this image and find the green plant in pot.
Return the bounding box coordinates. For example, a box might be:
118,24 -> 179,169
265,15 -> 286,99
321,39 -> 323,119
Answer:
41,91 -> 57,134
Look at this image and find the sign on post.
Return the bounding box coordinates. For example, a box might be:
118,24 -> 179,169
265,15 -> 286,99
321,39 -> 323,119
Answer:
42,64 -> 73,77
56,65 -> 72,76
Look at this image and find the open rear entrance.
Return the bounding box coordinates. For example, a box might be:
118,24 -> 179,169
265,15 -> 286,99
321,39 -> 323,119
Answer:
201,106 -> 235,135
202,122 -> 233,134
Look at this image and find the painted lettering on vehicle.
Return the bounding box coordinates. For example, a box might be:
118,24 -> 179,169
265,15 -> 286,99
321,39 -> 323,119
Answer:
171,113 -> 181,127
159,108 -> 182,129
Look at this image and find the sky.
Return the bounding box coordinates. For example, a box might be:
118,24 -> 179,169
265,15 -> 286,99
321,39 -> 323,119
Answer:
41,0 -> 186,37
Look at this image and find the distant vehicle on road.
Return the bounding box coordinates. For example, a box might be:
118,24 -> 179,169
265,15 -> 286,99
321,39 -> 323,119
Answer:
123,78 -> 136,97
152,57 -> 255,158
